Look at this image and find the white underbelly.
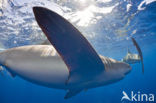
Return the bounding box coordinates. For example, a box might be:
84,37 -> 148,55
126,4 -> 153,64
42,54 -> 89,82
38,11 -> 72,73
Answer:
0,45 -> 69,89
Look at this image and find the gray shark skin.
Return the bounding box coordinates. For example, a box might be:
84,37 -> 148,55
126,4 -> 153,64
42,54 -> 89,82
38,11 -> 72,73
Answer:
0,45 -> 131,99
0,7 -> 131,99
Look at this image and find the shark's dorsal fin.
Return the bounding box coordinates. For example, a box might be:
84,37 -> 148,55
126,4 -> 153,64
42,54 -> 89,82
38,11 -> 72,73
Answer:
33,7 -> 105,85
131,37 -> 144,73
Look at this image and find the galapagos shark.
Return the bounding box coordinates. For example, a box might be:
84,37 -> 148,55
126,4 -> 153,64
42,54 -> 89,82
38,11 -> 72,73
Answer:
121,38 -> 144,73
0,7 -> 132,99
121,48 -> 141,64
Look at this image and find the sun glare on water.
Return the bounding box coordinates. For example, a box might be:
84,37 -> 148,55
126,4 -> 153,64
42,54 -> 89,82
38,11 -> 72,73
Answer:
77,0 -> 87,4
75,0 -> 93,4
68,0 -> 117,27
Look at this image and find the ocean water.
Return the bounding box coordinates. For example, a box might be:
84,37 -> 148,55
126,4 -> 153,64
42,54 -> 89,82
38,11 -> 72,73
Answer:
0,0 -> 156,103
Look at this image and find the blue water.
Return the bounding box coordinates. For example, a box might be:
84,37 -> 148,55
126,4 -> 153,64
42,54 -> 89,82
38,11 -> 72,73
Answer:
0,0 -> 156,103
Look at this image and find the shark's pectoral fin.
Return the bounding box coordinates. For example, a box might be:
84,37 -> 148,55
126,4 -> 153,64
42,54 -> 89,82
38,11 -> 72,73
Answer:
1,62 -> 16,78
64,89 -> 82,99
33,7 -> 105,85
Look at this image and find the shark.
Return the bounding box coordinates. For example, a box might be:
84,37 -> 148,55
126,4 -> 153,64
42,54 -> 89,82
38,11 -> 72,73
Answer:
0,7 -> 132,99
121,49 -> 141,64
121,38 -> 144,73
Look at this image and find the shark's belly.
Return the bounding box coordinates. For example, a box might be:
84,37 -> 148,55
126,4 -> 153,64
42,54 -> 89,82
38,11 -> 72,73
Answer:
0,45 -> 69,89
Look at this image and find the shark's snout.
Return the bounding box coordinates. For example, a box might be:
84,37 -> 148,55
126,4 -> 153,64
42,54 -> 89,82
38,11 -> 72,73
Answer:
117,61 -> 132,75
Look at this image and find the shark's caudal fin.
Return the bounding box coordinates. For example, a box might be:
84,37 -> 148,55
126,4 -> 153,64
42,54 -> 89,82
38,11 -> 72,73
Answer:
131,37 -> 144,73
